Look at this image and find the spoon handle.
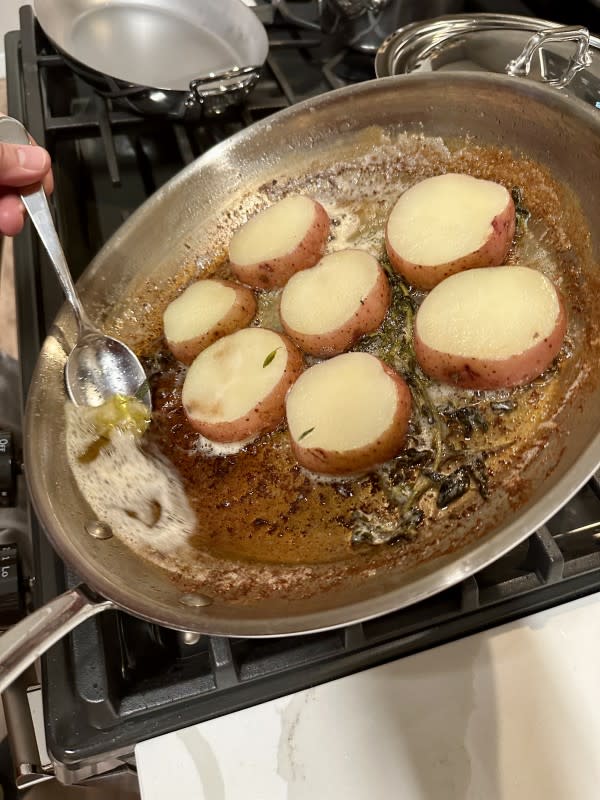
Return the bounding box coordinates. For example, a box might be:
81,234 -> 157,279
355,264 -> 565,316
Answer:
0,116 -> 90,331
21,188 -> 89,328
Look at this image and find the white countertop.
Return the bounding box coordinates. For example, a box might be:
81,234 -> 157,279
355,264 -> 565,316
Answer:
136,591 -> 600,799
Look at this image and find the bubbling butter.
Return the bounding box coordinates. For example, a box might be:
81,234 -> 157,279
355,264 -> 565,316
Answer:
65,403 -> 196,558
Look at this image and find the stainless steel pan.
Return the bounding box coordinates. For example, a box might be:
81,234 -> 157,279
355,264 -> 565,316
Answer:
1,72 -> 600,694
33,0 -> 269,118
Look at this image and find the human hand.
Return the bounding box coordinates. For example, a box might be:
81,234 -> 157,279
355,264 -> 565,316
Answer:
0,141 -> 53,236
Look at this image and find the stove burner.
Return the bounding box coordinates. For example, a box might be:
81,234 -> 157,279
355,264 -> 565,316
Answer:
6,0 -> 600,785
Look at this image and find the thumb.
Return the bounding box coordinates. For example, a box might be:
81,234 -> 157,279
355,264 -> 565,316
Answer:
0,142 -> 51,187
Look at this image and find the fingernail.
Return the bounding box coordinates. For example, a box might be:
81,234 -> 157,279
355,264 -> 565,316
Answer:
17,145 -> 48,171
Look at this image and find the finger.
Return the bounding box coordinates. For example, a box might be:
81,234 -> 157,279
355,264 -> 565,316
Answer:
25,135 -> 53,193
0,193 -> 26,236
0,142 -> 51,188
0,118 -> 54,194
42,168 -> 54,196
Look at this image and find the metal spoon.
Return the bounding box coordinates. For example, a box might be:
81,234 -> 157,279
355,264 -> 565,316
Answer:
0,116 -> 151,410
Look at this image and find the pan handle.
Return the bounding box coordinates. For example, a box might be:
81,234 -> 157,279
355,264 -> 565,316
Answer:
186,65 -> 263,114
506,25 -> 592,90
0,586 -> 114,695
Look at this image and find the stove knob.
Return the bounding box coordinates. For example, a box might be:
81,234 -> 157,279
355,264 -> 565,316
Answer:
0,431 -> 17,508
0,543 -> 24,628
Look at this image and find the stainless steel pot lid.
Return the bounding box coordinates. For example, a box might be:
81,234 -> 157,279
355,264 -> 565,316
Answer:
375,14 -> 600,109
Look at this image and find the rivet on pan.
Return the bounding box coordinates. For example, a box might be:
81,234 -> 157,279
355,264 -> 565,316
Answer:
179,593 -> 212,608
179,631 -> 202,646
85,520 -> 113,540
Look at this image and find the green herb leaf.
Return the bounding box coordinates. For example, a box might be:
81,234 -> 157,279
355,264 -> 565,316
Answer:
298,427 -> 315,441
262,348 -> 280,368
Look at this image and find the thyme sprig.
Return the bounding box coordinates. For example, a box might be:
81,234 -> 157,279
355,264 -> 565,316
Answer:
350,272 -> 515,546
511,186 -> 531,238
352,275 -> 449,545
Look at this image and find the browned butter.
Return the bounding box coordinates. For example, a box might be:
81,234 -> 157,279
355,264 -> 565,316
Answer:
66,130 -> 598,602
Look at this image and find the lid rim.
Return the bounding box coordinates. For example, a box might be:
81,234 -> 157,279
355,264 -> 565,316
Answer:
375,13 -> 600,86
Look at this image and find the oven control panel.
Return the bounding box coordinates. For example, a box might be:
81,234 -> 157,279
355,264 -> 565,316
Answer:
0,430 -> 27,627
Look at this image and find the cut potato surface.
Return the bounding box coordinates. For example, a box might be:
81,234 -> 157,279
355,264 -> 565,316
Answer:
386,173 -> 515,290
414,266 -> 567,389
183,328 -> 303,443
229,195 -> 330,290
286,352 -> 412,475
163,278 -> 256,364
280,249 -> 390,357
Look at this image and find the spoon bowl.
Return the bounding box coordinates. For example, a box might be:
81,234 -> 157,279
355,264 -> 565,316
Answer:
0,116 -> 151,412
65,331 -> 151,408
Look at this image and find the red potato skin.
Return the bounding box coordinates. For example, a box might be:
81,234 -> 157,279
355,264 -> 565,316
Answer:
414,291 -> 567,390
167,279 -> 257,365
291,363 -> 412,476
184,334 -> 304,443
385,196 -> 516,291
281,266 -> 391,357
230,201 -> 331,290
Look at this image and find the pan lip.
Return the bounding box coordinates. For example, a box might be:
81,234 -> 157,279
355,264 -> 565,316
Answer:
24,433 -> 600,637
24,70 -> 600,636
69,71 -> 600,288
76,71 -> 600,294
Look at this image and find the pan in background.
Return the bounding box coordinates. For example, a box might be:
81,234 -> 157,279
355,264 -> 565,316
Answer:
375,14 -> 600,109
33,0 -> 269,118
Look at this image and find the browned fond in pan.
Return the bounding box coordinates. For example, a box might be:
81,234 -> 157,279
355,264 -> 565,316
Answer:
94,132 -> 592,604
23,74 -> 600,638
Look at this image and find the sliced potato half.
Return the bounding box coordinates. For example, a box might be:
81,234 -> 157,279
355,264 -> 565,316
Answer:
414,266 -> 567,389
286,352 -> 412,475
183,328 -> 303,443
279,249 -> 390,357
386,173 -> 516,290
229,195 -> 330,290
163,278 -> 256,364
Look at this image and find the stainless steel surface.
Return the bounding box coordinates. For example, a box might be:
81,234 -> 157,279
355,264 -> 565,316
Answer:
0,587 -> 113,695
325,0 -> 387,20
0,116 -> 151,409
506,25 -> 593,89
62,332 -> 151,408
2,670 -> 53,789
33,0 -> 268,90
26,686 -> 52,773
320,0 -> 463,52
12,681 -> 140,800
33,0 -> 269,118
84,521 -> 113,540
375,14 -> 600,108
179,631 -> 203,646
179,594 -> 213,608
20,776 -> 140,799
18,73 -> 600,641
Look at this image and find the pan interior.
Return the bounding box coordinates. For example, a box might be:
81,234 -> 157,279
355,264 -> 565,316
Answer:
67,125 -> 596,605
25,75 -> 600,635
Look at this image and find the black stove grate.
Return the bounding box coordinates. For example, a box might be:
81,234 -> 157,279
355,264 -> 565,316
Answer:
7,0 -> 600,779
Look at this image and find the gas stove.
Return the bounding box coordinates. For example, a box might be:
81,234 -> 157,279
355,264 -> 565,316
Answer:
4,0 -> 600,794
